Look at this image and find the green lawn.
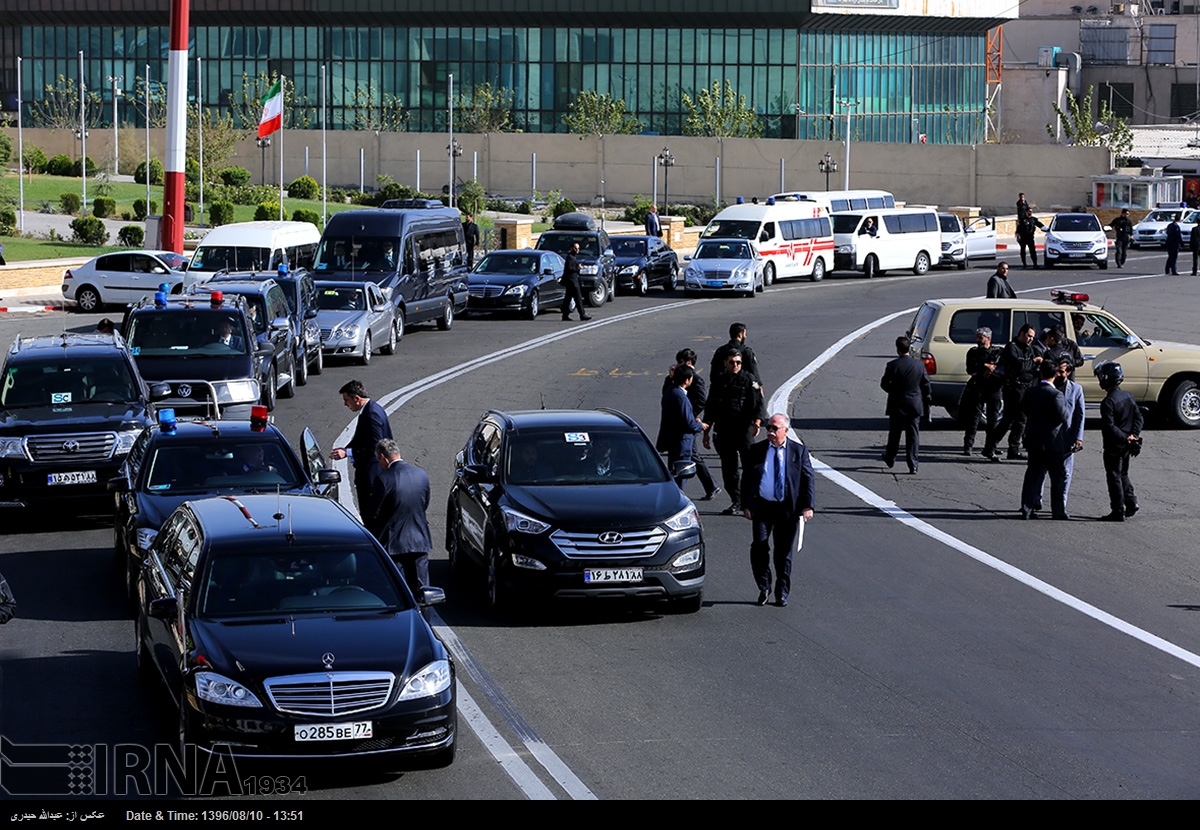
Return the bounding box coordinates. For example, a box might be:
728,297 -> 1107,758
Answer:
0,237 -> 126,261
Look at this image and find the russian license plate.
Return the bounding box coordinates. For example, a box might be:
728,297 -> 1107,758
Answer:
584,568 -> 644,584
294,721 -> 372,742
47,471 -> 96,486
706,280 -> 725,288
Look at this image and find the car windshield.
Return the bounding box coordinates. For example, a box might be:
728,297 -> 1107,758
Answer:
159,252 -> 189,270
190,246 -> 272,273
315,237 -> 400,273
612,239 -> 648,256
316,286 -> 367,311
701,220 -> 759,240
127,310 -> 252,357
143,439 -> 306,493
199,547 -> 409,618
475,253 -> 544,275
831,214 -> 864,234
1052,215 -> 1102,232
1146,210 -> 1182,223
0,357 -> 138,408
538,234 -> 600,257
939,216 -> 961,233
694,241 -> 752,260
505,430 -> 669,486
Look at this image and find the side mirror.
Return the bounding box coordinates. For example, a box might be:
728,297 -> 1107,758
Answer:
305,307 -> 319,319
419,586 -> 446,606
148,383 -> 172,401
317,469 -> 341,485
107,475 -> 130,493
462,463 -> 493,483
270,317 -> 290,332
148,596 -> 178,620
672,460 -> 697,480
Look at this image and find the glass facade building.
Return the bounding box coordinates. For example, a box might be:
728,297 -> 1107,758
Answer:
1,4 -> 1003,144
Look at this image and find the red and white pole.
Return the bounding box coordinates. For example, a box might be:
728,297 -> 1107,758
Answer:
161,0 -> 189,253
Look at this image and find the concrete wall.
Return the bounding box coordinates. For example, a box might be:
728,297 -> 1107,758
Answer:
9,128 -> 1110,215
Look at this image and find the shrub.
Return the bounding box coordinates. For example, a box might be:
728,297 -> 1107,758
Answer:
0,132 -> 11,166
60,192 -> 82,215
0,207 -> 16,234
459,179 -> 486,217
92,196 -> 117,218
185,157 -> 201,183
70,216 -> 108,245
291,208 -> 321,227
517,200 -> 533,215
552,198 -> 577,219
287,175 -> 319,200
209,201 -> 234,227
622,194 -> 655,226
117,225 -> 145,247
255,202 -> 280,221
135,158 -> 164,185
218,166 -> 251,187
486,197 -> 517,213
71,156 -> 97,177
46,154 -> 74,177
22,146 -> 48,174
133,198 -> 148,221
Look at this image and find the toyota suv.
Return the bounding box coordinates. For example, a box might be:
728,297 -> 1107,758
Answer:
908,290 -> 1200,426
534,213 -> 617,308
0,333 -> 166,508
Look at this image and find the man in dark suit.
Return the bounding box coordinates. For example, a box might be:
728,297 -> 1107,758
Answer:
664,348 -> 719,499
330,379 -> 394,511
560,242 -> 592,321
1019,360 -> 1071,520
1097,361 -> 1143,522
367,438 -> 432,592
1166,217 -> 1183,275
463,212 -> 480,268
645,204 -> 663,238
656,364 -> 704,488
880,335 -> 931,474
741,413 -> 815,607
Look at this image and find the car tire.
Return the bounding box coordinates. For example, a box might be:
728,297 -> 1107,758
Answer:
75,285 -> 102,313
763,262 -> 776,286
913,251 -> 931,276
124,544 -> 138,610
178,693 -> 197,762
426,741 -> 457,769
1098,260 -> 1108,270
863,255 -> 879,279
310,345 -> 323,375
381,320 -> 397,355
279,354 -> 296,399
810,257 -> 825,282
446,504 -> 468,576
957,259 -> 967,271
485,542 -> 507,612
262,366 -> 277,411
437,299 -> 454,331
671,593 -> 703,614
1170,379 -> 1200,428
295,347 -> 308,386
359,332 -> 372,366
524,290 -> 540,320
134,612 -> 153,682
1044,258 -> 1054,269
665,262 -> 678,291
635,273 -> 648,296
586,280 -> 607,308
395,308 -> 406,344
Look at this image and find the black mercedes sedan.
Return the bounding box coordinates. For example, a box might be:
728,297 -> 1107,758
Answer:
612,235 -> 679,295
466,249 -> 565,319
135,494 -> 455,766
446,409 -> 705,614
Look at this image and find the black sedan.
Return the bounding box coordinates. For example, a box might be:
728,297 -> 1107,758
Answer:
466,250 -> 566,319
110,417 -> 340,603
612,235 -> 679,295
446,409 -> 705,614
135,494 -> 456,766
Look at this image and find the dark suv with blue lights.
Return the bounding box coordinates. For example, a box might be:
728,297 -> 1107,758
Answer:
446,408 -> 705,613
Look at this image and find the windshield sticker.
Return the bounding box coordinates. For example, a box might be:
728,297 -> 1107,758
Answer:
130,347 -> 140,355
148,484 -> 171,491
51,392 -> 72,404
564,432 -> 590,443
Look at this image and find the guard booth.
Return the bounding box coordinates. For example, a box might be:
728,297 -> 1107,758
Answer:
1092,173 -> 1184,211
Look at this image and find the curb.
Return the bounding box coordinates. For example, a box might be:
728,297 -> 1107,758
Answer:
0,305 -> 59,314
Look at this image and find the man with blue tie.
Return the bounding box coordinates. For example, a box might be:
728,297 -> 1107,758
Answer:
645,203 -> 663,238
741,413 -> 815,607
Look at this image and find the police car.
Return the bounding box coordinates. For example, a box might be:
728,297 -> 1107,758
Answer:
111,406 -> 340,603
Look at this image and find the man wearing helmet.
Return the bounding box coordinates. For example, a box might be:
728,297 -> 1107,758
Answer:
1097,362 -> 1143,522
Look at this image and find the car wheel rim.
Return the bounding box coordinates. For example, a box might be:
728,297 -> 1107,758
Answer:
529,292 -> 539,317
487,549 -> 500,607
389,323 -> 396,352
1182,388 -> 1200,420
363,333 -> 371,363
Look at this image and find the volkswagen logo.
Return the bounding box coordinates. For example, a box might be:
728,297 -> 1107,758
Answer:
321,652 -> 335,670
61,440 -> 80,453
598,531 -> 623,545
176,383 -> 193,398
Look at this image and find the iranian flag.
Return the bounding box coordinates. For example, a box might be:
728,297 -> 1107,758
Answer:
258,79 -> 283,138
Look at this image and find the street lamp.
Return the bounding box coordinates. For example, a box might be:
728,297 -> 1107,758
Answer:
108,75 -> 123,175
836,98 -> 858,191
256,136 -> 271,186
818,152 -> 838,192
657,146 -> 675,215
447,139 -> 463,208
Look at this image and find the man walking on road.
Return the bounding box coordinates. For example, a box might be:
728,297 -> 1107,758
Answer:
880,335 -> 931,474
561,242 -> 592,321
986,262 -> 1016,299
367,438 -> 433,592
1165,216 -> 1183,275
1019,360 -> 1070,520
703,349 -> 765,515
1112,208 -> 1133,268
664,348 -> 720,499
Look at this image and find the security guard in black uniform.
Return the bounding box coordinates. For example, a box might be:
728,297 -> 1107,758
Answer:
703,348 -> 765,515
1097,361 -> 1143,522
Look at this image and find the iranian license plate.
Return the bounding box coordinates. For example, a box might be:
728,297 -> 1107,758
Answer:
47,470 -> 96,486
1069,253 -> 1086,258
706,280 -> 725,288
294,721 -> 372,742
584,568 -> 644,583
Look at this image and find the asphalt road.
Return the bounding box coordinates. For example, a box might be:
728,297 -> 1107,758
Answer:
2,249 -> 1199,802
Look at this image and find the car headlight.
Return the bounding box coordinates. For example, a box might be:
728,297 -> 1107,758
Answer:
502,284 -> 528,297
0,437 -> 26,459
334,323 -> 360,340
619,265 -> 639,275
398,659 -> 452,701
836,244 -> 854,254
511,553 -> 546,570
579,264 -> 598,275
664,504 -> 700,532
135,527 -> 158,551
195,671 -> 263,707
114,428 -> 142,455
214,380 -> 259,404
501,506 -> 551,534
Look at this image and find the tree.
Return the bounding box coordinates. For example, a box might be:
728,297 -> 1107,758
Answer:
563,91 -> 642,137
187,104 -> 242,182
27,75 -> 103,131
1047,86 -> 1134,160
342,80 -> 410,133
455,83 -> 515,134
681,79 -> 762,139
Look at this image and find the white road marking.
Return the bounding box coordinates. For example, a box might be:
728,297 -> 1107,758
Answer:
452,681 -> 557,800
766,273 -> 1200,670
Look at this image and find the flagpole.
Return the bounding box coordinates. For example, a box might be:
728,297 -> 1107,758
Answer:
197,56 -> 204,228
321,64 -> 327,227
145,63 -> 150,215
279,75 -> 285,221
16,56 -> 24,232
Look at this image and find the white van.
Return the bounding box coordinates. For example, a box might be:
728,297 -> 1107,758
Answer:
831,208 -> 941,278
189,221 -> 321,275
701,198 -> 835,283
772,189 -> 896,215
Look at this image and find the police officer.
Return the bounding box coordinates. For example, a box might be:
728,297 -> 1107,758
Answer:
561,242 -> 592,322
1111,208 -> 1133,268
710,322 -> 761,383
986,323 -> 1045,461
1017,208 -> 1045,269
961,326 -> 1004,456
1097,362 -> 1143,522
703,348 -> 765,515
1040,325 -> 1084,380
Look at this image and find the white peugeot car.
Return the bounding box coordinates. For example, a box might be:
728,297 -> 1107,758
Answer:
1043,213 -> 1111,270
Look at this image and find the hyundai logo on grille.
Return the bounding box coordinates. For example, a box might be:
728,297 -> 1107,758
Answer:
61,440 -> 80,453
176,383 -> 193,398
598,531 -> 623,545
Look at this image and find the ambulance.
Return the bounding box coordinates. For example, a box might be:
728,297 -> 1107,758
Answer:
700,197 -> 835,283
